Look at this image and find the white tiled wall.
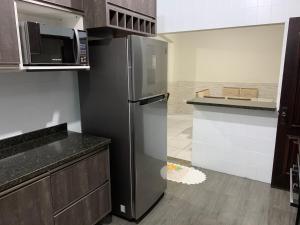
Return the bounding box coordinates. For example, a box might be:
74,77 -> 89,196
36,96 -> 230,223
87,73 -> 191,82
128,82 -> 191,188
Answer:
157,0 -> 300,33
168,81 -> 278,115
191,105 -> 278,183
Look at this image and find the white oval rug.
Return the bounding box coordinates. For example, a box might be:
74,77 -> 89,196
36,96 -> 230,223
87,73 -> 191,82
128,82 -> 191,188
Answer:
166,163 -> 207,185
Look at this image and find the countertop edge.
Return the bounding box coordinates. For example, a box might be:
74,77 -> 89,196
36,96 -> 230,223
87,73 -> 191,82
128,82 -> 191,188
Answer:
186,100 -> 277,112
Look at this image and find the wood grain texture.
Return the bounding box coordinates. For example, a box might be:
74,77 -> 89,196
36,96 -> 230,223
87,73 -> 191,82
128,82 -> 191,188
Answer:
84,0 -> 107,28
108,168 -> 297,225
0,0 -> 20,66
0,177 -> 53,225
56,0 -> 84,11
107,0 -> 156,18
51,150 -> 110,212
272,17 -> 300,189
54,182 -> 111,225
84,0 -> 156,35
37,0 -> 84,11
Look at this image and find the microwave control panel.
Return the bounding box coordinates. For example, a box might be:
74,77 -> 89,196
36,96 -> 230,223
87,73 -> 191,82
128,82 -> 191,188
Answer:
80,43 -> 88,64
78,31 -> 89,65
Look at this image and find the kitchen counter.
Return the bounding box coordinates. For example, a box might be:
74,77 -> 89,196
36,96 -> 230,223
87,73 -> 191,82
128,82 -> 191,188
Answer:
187,97 -> 277,111
0,124 -> 111,193
188,98 -> 278,183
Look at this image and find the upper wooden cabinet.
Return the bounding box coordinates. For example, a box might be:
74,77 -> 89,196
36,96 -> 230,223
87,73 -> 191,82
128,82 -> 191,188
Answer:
85,0 -> 157,36
0,0 -> 20,68
38,0 -> 84,11
107,0 -> 156,18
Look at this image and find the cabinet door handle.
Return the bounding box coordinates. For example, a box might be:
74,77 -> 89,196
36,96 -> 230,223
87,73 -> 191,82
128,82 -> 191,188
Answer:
280,106 -> 288,124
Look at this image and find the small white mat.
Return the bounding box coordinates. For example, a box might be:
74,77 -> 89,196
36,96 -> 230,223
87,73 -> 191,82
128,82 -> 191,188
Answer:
166,163 -> 207,185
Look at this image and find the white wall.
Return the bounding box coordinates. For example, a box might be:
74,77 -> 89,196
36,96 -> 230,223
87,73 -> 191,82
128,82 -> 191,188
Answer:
0,71 -> 81,140
192,105 -> 278,183
163,24 -> 284,84
157,0 -> 300,33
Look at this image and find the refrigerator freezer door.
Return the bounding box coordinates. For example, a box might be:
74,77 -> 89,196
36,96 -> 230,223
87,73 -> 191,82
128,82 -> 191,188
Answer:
130,97 -> 167,220
129,36 -> 168,101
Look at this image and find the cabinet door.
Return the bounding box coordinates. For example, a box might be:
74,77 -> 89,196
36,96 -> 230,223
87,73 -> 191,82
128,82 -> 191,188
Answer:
38,0 -> 83,11
108,0 -> 156,18
54,183 -> 111,225
134,0 -> 156,18
51,150 -> 110,212
55,0 -> 84,11
0,177 -> 54,225
0,0 -> 20,66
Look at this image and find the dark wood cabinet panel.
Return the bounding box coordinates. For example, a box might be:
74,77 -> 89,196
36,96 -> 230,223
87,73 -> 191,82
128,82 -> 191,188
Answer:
55,0 -> 84,11
85,0 -> 156,36
85,0 -> 107,28
54,182 -> 111,225
51,150 -> 110,212
37,0 -> 84,11
272,17 -> 300,189
0,177 -> 54,225
107,0 -> 156,18
0,0 -> 20,66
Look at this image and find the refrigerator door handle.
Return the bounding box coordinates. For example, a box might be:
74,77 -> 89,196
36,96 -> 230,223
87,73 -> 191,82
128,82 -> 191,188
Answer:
139,93 -> 170,106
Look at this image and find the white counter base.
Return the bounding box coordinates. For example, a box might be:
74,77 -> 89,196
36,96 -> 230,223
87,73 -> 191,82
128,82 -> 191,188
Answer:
192,105 -> 278,183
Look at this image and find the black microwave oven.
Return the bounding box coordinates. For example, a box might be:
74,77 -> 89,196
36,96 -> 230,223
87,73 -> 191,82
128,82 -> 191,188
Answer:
19,21 -> 89,66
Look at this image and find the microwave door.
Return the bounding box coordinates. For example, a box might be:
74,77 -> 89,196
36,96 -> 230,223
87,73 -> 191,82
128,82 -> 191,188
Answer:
23,22 -> 78,65
39,25 -> 76,65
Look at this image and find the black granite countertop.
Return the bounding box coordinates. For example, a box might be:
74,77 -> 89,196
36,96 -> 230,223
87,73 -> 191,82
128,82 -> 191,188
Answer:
0,124 -> 111,193
187,97 -> 277,111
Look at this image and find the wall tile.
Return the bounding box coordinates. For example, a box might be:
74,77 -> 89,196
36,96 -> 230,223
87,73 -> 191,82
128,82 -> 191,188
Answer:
168,81 -> 278,115
258,6 -> 272,23
191,105 -> 278,183
157,0 -> 295,33
258,0 -> 272,6
246,0 -> 258,8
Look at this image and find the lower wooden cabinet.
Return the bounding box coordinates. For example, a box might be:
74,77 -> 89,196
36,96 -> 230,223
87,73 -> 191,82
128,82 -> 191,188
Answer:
51,150 -> 110,212
0,177 -> 53,225
54,182 -> 111,225
0,149 -> 111,225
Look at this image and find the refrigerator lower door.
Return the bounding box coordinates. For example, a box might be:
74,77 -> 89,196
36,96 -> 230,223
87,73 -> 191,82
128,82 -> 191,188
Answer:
129,97 -> 167,220
128,35 -> 168,101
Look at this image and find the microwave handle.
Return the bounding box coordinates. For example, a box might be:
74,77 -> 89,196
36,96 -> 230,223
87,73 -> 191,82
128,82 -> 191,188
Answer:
74,29 -> 81,64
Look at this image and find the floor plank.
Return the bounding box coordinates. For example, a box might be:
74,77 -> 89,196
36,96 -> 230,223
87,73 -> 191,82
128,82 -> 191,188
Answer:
106,169 -> 297,225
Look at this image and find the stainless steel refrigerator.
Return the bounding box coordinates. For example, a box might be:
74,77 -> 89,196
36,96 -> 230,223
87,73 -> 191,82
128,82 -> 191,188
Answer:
78,35 -> 168,221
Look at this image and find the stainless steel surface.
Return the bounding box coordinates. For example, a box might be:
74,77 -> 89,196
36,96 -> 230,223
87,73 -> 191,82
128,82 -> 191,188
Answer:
130,98 -> 167,219
129,36 -> 168,101
74,29 -> 80,64
128,36 -> 168,219
79,35 -> 168,221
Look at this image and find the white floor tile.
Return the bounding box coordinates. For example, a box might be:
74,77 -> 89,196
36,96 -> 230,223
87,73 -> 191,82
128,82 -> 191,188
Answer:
167,114 -> 193,161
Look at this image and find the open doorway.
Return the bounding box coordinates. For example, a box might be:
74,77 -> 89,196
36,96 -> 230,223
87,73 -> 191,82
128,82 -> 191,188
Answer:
160,24 -> 285,163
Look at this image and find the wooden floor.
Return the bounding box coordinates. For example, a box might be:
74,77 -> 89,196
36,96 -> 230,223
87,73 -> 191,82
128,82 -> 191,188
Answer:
107,169 -> 297,225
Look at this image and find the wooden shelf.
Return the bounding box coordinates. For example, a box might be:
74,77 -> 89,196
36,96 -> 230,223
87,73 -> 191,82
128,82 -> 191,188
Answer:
85,1 -> 156,36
